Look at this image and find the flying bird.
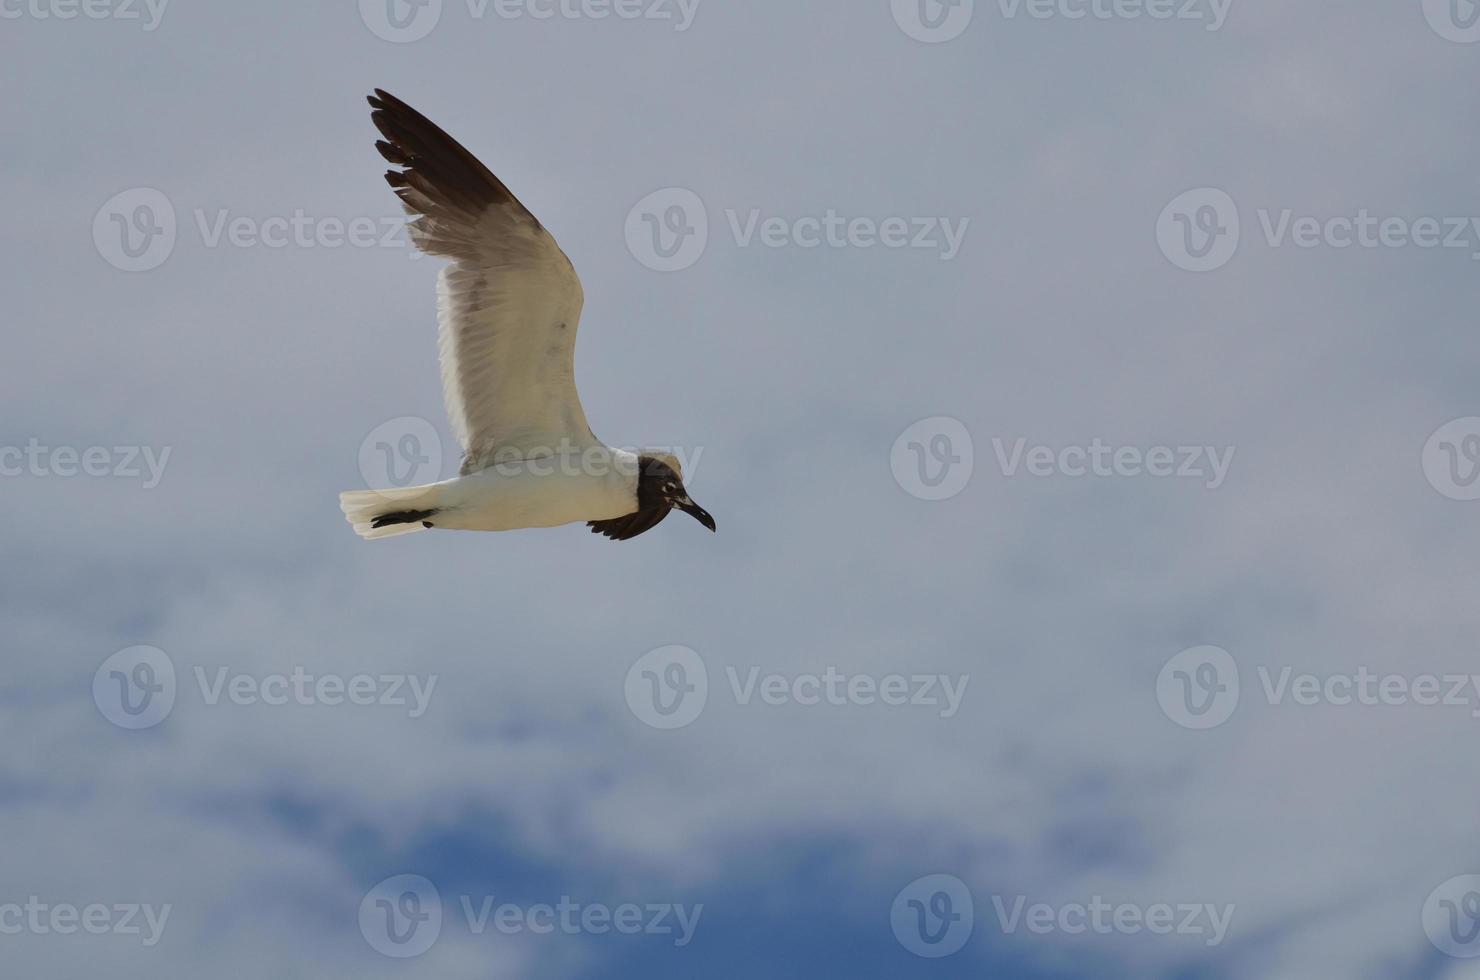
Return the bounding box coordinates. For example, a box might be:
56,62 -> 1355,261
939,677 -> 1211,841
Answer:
340,90 -> 715,542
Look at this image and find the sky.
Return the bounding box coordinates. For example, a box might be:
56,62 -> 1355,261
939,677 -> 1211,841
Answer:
5,0 -> 1480,977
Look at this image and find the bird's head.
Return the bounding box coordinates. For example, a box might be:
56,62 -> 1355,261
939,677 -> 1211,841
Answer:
639,454 -> 715,532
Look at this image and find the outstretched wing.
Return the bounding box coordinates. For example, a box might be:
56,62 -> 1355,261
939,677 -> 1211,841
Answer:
368,89 -> 596,472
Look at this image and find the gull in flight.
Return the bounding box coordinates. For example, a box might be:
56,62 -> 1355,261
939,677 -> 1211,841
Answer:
340,89 -> 715,542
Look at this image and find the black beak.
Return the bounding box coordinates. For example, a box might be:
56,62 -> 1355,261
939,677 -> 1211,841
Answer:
676,498 -> 716,532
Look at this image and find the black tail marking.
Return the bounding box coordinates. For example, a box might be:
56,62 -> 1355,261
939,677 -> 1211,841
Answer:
371,509 -> 439,529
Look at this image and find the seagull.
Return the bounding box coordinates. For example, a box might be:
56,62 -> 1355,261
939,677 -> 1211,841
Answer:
340,90 -> 715,543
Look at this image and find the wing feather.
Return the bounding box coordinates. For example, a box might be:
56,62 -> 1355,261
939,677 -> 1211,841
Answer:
587,507 -> 671,541
368,89 -> 595,471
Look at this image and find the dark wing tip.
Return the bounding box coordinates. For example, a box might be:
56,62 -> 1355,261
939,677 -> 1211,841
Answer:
588,519 -> 626,540
587,508 -> 671,542
363,88 -> 542,236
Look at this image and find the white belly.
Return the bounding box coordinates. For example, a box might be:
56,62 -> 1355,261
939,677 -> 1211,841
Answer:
430,448 -> 640,532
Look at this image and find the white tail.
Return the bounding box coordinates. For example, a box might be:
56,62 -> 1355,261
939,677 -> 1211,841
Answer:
339,483 -> 445,541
